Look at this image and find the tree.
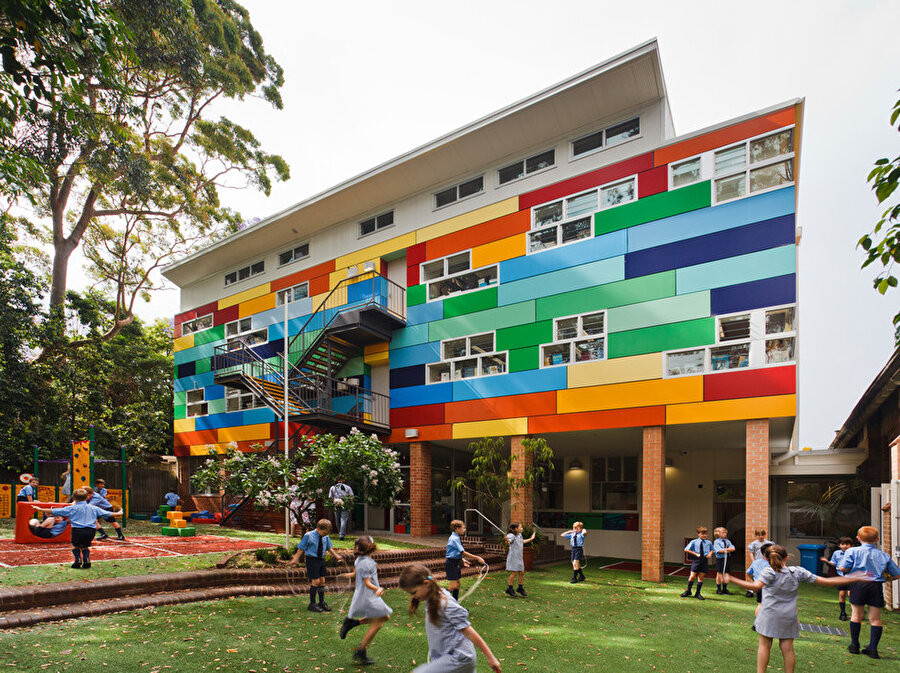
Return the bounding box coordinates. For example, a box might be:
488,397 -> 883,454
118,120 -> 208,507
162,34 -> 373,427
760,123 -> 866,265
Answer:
859,94 -> 900,343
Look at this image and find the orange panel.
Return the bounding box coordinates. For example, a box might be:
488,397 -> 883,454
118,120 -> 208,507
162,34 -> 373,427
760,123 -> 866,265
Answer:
309,274 -> 331,295
444,391 -> 556,424
654,108 -> 796,167
424,210 -> 531,261
528,406 -> 666,434
387,424 -> 453,444
471,233 -> 526,268
270,260 -> 336,292
173,429 -> 218,447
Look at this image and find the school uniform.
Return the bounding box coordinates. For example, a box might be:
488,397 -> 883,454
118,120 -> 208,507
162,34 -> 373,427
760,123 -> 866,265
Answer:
713,537 -> 734,573
445,531 -> 465,581
347,555 -> 392,620
164,492 -> 180,507
563,530 -> 585,562
96,487 -> 108,498
89,492 -> 116,522
505,533 -> 524,572
753,565 -> 817,639
297,529 -> 332,580
49,501 -> 112,548
16,484 -> 37,502
684,537 -> 713,573
747,558 -> 770,603
839,542 -> 900,609
30,518 -> 70,539
747,538 -> 774,561
412,589 -> 477,673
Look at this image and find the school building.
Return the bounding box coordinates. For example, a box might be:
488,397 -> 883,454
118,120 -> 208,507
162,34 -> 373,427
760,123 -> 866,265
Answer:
162,40 -> 861,580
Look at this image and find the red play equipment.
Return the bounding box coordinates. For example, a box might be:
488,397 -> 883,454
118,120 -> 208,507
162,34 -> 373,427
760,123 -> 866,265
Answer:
14,501 -> 72,544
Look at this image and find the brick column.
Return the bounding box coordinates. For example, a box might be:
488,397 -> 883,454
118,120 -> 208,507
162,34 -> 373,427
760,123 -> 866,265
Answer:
409,442 -> 432,538
745,419 -> 770,556
509,436 -> 533,526
641,426 -> 665,582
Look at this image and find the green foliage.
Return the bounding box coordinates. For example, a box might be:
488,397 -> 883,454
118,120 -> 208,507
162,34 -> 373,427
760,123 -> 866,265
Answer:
859,93 -> 900,343
253,548 -> 276,564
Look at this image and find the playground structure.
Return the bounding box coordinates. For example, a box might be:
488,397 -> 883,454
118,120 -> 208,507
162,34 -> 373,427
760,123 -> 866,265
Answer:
12,501 -> 73,544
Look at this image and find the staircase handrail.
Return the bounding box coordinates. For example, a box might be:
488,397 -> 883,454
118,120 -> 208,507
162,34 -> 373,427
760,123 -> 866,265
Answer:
463,508 -> 506,536
212,342 -> 310,412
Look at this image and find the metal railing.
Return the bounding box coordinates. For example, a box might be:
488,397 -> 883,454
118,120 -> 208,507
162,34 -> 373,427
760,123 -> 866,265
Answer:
290,372 -> 390,429
212,343 -> 309,412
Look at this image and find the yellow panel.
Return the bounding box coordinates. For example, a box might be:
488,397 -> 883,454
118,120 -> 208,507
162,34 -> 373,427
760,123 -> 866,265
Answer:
415,198 -> 519,244
557,376 -> 703,414
189,443 -> 224,456
666,394 -> 796,425
364,341 -> 389,355
364,350 -> 389,367
309,290 -> 331,313
217,423 -> 271,443
452,417 -> 528,439
174,333 -> 195,352
471,233 -> 526,268
238,292 -> 276,318
217,282 -> 272,310
336,232 -> 417,269
567,353 -> 663,389
174,418 -> 196,434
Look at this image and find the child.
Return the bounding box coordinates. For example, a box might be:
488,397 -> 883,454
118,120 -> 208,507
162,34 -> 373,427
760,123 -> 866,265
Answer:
16,477 -> 39,502
398,563 -> 502,673
838,525 -> 900,659
561,521 -> 587,583
713,526 -> 736,594
681,526 -> 715,599
745,528 -> 774,598
28,516 -> 70,539
504,522 -> 535,597
445,520 -> 485,601
746,542 -> 775,630
94,479 -> 108,498
819,536 -> 853,620
32,488 -> 122,568
726,544 -> 865,673
284,518 -> 340,612
339,535 -> 392,666
85,486 -> 125,541
164,490 -> 181,508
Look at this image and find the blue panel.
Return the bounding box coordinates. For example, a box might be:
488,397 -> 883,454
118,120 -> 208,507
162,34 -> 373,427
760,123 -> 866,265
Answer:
173,372 -> 215,393
205,385 -> 225,400
390,364 -> 426,389
267,312 -> 320,342
710,274 -> 796,315
390,323 -> 430,350
243,407 -> 276,425
626,187 -> 795,252
676,245 -> 796,294
177,361 -> 195,378
625,214 -> 795,279
331,396 -> 357,415
174,341 -> 218,366
389,382 -> 452,408
390,341 -> 440,369
195,411 -> 243,430
250,341 -> 282,360
348,280 -> 375,303
499,230 -> 627,283
498,257 -> 624,306
451,367 -> 568,402
252,296 -> 312,330
406,300 -> 444,326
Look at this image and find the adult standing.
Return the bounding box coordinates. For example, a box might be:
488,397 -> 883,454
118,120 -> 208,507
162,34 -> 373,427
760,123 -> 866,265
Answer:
329,477 -> 354,540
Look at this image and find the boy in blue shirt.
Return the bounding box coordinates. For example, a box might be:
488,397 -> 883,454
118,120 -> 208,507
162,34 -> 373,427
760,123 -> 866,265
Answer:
838,526 -> 900,659
164,491 -> 181,508
562,521 -> 587,583
445,519 -> 485,600
33,488 -> 122,568
16,477 -> 39,502
28,515 -> 70,539
85,486 -> 126,541
713,526 -> 736,594
284,518 -> 345,612
820,536 -> 853,620
681,526 -> 715,599
94,479 -> 108,498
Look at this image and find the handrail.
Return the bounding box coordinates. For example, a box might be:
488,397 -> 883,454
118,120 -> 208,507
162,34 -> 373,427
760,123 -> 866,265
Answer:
464,508 -> 505,536
212,343 -> 308,415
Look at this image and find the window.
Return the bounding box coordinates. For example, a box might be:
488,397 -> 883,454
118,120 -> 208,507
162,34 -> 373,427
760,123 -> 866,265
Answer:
572,117 -> 640,158
278,242 -> 309,266
225,386 -> 264,412
422,251 -> 498,301
786,478 -> 868,538
534,458 -> 564,511
672,157 -> 702,188
224,260 -> 264,286
601,177 -> 636,207
541,311 -> 606,367
434,176 -> 483,208
714,128 -> 794,203
528,188 -> 603,254
186,388 -> 208,417
182,314 -> 213,335
710,312 -> 750,371
276,282 -> 309,306
591,456 -> 638,511
427,332 -> 507,383
765,306 -> 796,364
359,210 -> 394,237
498,149 -> 555,185
225,318 -> 267,349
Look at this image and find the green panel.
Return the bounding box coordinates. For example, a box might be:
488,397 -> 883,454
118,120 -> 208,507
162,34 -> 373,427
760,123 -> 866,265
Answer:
594,181 -> 712,236
174,391 -> 187,406
443,287 -> 498,318
508,345 -> 539,373
535,271 -> 676,322
194,357 -> 212,375
607,291 -> 710,333
337,355 -> 365,378
193,324 -> 226,346
207,398 -> 227,415
429,301 -> 535,342
407,284 -> 426,306
607,317 -> 715,359
174,404 -> 186,420
496,321 -> 553,351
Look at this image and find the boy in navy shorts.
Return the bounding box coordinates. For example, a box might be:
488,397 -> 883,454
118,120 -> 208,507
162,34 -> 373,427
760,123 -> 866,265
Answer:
713,526 -> 736,594
85,486 -> 125,541
33,488 -> 122,568
445,519 -> 485,600
820,536 -> 853,620
284,518 -> 343,612
839,526 -> 900,659
562,521 -> 587,583
681,526 -> 714,599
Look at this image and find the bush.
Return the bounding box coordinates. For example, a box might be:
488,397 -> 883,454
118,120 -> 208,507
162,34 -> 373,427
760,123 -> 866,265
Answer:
276,545 -> 293,561
251,560 -> 267,568
255,548 -> 277,564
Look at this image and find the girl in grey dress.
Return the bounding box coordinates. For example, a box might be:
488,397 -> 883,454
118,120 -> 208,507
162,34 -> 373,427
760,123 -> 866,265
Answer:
504,522 -> 536,598
726,544 -> 865,673
338,536 -> 392,666
399,563 -> 501,673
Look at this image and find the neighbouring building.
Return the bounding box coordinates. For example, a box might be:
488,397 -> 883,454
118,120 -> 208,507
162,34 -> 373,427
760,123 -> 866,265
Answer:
162,40 -> 856,579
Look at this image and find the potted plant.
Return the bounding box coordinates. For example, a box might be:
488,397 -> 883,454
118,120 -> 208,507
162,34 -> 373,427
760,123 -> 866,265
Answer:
521,525 -> 548,571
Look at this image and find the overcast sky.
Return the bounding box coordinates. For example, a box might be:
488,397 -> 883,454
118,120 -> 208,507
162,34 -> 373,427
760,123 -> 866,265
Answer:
86,0 -> 898,450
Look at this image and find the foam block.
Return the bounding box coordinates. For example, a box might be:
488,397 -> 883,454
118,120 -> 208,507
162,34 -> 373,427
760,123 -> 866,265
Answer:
178,527 -> 196,536
150,515 -> 163,523
173,519 -> 187,528
159,505 -> 171,513
161,526 -> 179,536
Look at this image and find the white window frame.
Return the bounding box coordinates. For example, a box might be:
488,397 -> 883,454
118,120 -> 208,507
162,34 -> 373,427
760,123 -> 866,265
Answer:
359,210 -> 394,238
421,251 -> 498,303
420,251 -> 471,285
433,175 -> 484,210
426,331 -> 508,384
276,281 -> 310,306
599,175 -> 638,209
712,126 -> 795,204
182,314 -> 213,335
570,117 -> 642,161
590,455 -> 640,513
186,388 -> 208,417
278,242 -> 310,267
763,304 -> 796,366
540,310 -> 607,368
225,386 -> 264,412
225,318 -> 267,349
497,148 -> 555,186
668,153 -> 713,191
224,260 -> 264,287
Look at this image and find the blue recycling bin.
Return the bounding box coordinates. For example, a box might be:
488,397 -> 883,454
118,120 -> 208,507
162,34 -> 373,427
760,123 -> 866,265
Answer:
797,544 -> 826,575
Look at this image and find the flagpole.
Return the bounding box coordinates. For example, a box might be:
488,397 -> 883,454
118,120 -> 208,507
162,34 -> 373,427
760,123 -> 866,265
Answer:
283,293 -> 290,549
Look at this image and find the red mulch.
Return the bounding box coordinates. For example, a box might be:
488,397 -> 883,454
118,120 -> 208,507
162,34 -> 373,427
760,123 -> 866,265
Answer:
600,560 -> 746,579
0,535 -> 276,567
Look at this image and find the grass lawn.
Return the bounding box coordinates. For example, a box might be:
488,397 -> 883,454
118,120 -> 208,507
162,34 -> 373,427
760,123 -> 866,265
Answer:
1,563 -> 896,672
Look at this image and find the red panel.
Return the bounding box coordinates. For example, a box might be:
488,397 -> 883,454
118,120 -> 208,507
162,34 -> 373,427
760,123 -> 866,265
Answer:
407,243 -> 426,267
174,445 -> 190,457
387,424 -> 452,444
528,406 -> 666,434
270,260 -> 336,292
175,301 -> 218,325
213,304 -> 240,326
390,404 -> 445,428
308,274 -> 330,296
173,322 -> 182,339
518,154 -> 654,210
444,391 -> 556,424
424,210 -> 531,261
638,165 -> 668,199
703,365 -> 796,401
407,266 -> 421,288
